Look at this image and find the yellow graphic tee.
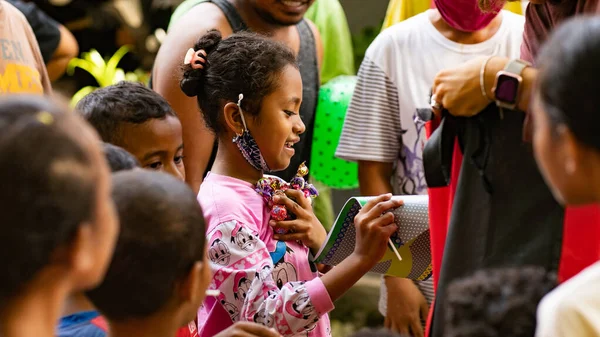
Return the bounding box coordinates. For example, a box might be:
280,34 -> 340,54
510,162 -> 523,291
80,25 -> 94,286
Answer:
0,1 -> 51,95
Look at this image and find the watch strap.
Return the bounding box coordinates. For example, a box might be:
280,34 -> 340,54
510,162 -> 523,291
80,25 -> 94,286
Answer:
504,59 -> 531,76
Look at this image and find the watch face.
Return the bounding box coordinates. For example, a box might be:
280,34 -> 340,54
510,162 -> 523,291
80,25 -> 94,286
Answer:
495,74 -> 519,105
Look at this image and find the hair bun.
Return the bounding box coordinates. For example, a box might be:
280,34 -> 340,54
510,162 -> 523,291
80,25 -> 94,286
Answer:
180,29 -> 223,98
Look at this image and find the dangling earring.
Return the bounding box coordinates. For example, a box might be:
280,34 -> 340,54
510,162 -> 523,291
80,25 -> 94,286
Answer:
232,94 -> 271,172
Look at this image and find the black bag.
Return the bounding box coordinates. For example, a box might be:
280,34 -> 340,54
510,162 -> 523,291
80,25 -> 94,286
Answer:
423,105 -> 565,337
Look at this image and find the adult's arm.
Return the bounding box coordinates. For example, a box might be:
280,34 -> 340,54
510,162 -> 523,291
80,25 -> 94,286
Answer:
152,3 -> 232,194
46,25 -> 79,81
305,19 -> 324,73
432,56 -> 537,117
358,161 -> 394,196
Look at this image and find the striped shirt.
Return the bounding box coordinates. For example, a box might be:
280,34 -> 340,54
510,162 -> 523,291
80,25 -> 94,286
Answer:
336,10 -> 524,196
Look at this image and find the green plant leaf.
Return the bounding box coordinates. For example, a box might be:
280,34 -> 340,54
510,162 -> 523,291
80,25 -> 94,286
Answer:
104,45 -> 131,86
67,58 -> 96,77
86,49 -> 106,70
124,72 -> 139,82
70,86 -> 98,107
112,69 -> 126,84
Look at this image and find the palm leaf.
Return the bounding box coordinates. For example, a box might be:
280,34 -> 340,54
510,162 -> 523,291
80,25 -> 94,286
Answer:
70,86 -> 98,107
85,49 -> 106,70
104,45 -> 132,86
66,58 -> 97,78
112,69 -> 126,84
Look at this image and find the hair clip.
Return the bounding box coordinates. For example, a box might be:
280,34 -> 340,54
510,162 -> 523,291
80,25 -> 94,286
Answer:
36,111 -> 54,125
183,48 -> 207,70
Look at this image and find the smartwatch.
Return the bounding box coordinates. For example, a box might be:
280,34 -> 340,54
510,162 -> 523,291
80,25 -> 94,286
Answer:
492,59 -> 531,110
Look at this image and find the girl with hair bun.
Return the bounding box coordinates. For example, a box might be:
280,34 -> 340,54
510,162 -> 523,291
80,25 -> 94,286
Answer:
182,30 -> 403,336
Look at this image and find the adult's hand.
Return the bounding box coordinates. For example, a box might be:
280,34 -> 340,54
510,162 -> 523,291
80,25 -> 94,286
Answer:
431,56 -> 493,117
214,322 -> 282,337
384,277 -> 429,337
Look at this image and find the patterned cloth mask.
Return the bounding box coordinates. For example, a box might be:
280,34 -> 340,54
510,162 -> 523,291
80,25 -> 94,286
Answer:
233,94 -> 272,172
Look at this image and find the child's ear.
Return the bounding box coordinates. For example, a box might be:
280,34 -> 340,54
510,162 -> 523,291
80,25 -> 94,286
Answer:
54,222 -> 98,289
223,102 -> 245,135
557,124 -> 583,175
179,261 -> 209,304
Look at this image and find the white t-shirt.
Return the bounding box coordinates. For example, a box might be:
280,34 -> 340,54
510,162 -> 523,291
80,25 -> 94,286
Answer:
536,262 -> 600,337
336,9 -> 524,196
335,9 -> 524,314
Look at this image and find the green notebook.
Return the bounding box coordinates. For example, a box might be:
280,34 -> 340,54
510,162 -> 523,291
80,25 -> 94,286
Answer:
313,195 -> 432,281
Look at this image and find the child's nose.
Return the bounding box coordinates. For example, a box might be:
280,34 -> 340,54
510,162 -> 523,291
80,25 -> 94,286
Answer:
294,117 -> 306,135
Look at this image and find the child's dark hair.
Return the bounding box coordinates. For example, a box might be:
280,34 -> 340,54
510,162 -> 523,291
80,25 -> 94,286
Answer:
537,16 -> 600,150
102,143 -> 140,172
180,29 -> 297,134
0,96 -> 98,303
86,170 -> 206,321
349,328 -> 408,337
76,81 -> 177,144
445,266 -> 557,337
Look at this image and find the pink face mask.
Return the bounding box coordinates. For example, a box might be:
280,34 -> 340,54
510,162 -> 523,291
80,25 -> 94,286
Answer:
434,0 -> 502,32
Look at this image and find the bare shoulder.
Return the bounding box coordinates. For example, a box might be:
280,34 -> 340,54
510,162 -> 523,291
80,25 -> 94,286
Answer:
304,18 -> 323,69
153,2 -> 233,90
304,18 -> 321,44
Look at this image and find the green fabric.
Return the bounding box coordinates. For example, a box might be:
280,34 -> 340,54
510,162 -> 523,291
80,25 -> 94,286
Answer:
304,0 -> 355,83
311,75 -> 358,189
168,0 -> 207,30
312,180 -> 334,231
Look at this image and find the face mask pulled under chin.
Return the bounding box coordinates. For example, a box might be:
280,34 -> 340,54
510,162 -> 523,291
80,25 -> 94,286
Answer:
233,128 -> 272,173
434,0 -> 501,32
232,94 -> 272,173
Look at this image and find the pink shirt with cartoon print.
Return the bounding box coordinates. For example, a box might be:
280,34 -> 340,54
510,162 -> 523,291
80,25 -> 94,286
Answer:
197,173 -> 333,337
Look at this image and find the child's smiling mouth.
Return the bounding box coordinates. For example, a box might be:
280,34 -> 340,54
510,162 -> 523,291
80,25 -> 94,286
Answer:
284,139 -> 299,155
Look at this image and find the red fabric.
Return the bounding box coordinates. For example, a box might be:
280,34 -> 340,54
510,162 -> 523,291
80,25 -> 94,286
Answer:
521,0 -> 600,65
424,119 -> 463,291
558,205 -> 600,282
176,321 -> 198,337
90,316 -> 109,332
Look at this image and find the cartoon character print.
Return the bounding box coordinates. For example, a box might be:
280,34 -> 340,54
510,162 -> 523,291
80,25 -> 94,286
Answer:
272,260 -> 298,290
266,289 -> 277,300
283,289 -> 318,333
255,263 -> 273,282
220,299 -> 239,321
395,111 -> 428,195
271,244 -> 297,289
209,231 -> 231,266
292,293 -> 315,319
253,308 -> 275,328
233,273 -> 252,303
231,224 -> 258,252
